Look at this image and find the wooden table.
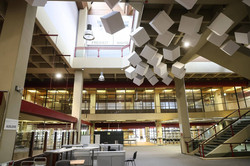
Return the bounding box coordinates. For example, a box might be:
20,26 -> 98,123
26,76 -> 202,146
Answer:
70,160 -> 85,165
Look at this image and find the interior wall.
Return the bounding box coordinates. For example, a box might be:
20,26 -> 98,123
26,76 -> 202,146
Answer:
36,2 -> 78,66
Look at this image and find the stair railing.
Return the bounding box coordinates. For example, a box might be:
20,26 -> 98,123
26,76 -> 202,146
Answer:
198,110 -> 250,157
186,109 -> 250,153
199,141 -> 250,158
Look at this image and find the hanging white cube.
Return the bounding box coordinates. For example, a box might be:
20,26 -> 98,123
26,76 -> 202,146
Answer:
128,51 -> 142,67
135,62 -> 149,76
162,75 -> 173,85
145,68 -> 155,79
154,62 -> 167,77
140,44 -> 158,60
101,11 -> 125,35
104,0 -> 119,9
147,53 -> 163,67
156,31 -> 175,47
178,13 -> 203,35
234,26 -> 250,44
171,61 -> 185,77
148,76 -> 159,86
133,74 -> 144,86
242,0 -> 250,6
220,40 -> 240,56
125,66 -> 136,80
163,46 -> 180,61
130,27 -> 150,47
25,0 -> 47,6
149,11 -> 174,35
182,33 -> 201,47
158,72 -> 168,79
208,13 -> 234,36
174,69 -> 186,79
207,32 -> 228,47
175,0 -> 197,10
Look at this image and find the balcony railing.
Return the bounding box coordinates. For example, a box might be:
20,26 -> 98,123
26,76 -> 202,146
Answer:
75,45 -> 130,58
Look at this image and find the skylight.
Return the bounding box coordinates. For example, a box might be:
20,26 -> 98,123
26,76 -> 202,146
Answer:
86,2 -> 133,46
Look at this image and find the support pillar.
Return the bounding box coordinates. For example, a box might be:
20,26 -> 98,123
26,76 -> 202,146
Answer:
90,93 -> 96,114
0,1 -> 36,162
174,78 -> 191,154
154,90 -> 161,113
71,70 -> 83,143
145,127 -> 150,142
155,120 -> 163,145
90,122 -> 95,144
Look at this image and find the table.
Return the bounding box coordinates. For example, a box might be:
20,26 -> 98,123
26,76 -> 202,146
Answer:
70,160 -> 85,165
124,139 -> 137,145
45,148 -> 76,166
73,146 -> 99,166
62,144 -> 85,148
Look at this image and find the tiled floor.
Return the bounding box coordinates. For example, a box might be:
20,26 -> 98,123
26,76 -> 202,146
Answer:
124,145 -> 250,166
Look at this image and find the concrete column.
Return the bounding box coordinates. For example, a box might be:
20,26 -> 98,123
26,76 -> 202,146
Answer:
76,8 -> 88,56
145,127 -> 150,142
174,78 -> 191,154
0,0 -> 36,162
90,122 -> 95,144
90,93 -> 96,114
71,70 -> 83,143
155,120 -> 163,145
154,90 -> 161,113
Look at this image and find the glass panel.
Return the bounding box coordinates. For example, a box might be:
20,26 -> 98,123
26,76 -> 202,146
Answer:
13,132 -> 31,160
186,89 -> 195,112
33,131 -> 45,156
213,87 -> 226,111
223,87 -> 238,110
47,130 -> 55,150
243,87 -> 250,107
117,94 -> 125,110
235,87 -> 246,109
125,94 -> 134,110
193,89 -> 203,112
202,88 -> 215,112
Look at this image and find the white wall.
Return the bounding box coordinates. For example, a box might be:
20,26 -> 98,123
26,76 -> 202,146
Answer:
36,2 -> 78,66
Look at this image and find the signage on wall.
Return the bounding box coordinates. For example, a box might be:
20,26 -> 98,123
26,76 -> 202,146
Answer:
4,118 -> 18,130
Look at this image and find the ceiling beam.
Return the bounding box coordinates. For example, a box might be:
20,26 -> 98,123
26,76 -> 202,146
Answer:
180,1 -> 249,64
197,43 -> 250,80
27,68 -> 75,74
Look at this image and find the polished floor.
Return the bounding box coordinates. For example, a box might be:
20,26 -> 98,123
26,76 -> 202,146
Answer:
124,145 -> 250,166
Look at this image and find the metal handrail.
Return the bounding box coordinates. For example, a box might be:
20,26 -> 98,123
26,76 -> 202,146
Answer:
200,110 -> 250,146
199,141 -> 250,158
187,109 -> 241,143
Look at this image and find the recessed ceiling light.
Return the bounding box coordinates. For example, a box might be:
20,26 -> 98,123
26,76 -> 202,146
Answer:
55,73 -> 62,79
184,41 -> 190,48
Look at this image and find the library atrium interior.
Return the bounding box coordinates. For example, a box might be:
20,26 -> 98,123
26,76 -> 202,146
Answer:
0,0 -> 250,165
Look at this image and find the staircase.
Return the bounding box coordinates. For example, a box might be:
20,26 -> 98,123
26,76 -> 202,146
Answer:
186,109 -> 250,157
201,118 -> 250,156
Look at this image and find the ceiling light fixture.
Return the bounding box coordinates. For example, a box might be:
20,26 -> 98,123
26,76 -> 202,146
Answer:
55,73 -> 62,79
184,41 -> 190,48
83,24 -> 95,40
98,72 -> 105,81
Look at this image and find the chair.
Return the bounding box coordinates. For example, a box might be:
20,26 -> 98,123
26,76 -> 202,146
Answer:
55,160 -> 70,166
108,146 -> 116,151
21,161 -> 35,166
34,157 -> 47,166
125,151 -> 137,166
